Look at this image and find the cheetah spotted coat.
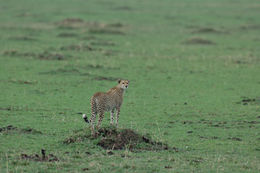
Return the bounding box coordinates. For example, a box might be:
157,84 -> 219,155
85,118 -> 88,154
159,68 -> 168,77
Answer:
89,80 -> 129,134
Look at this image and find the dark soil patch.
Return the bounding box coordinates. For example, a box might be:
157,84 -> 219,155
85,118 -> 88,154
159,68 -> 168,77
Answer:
237,97 -> 260,105
9,36 -> 37,41
106,23 -> 124,28
191,27 -> 226,34
245,121 -> 258,124
8,79 -> 37,85
0,106 -> 26,112
37,51 -> 67,60
93,76 -> 118,81
0,125 -> 42,134
188,157 -> 204,166
182,120 -> 193,124
2,50 -> 36,57
88,28 -> 125,35
64,127 -> 173,151
86,64 -> 103,69
240,24 -> 260,31
60,44 -> 94,51
90,41 -> 115,46
165,165 -> 173,169
57,33 -> 78,38
234,60 -> 248,64
227,137 -> 242,141
198,120 -> 230,128
183,38 -> 216,45
101,50 -> 118,56
80,35 -> 97,40
114,6 -> 133,11
21,149 -> 59,162
55,18 -> 85,29
3,50 -> 69,60
199,136 -> 219,140
0,107 -> 12,111
82,168 -> 89,171
55,18 -> 126,34
0,125 -> 17,132
211,122 -> 227,128
39,67 -> 117,77
39,68 -> 81,75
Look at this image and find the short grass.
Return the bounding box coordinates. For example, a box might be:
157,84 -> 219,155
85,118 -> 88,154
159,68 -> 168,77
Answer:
0,0 -> 260,172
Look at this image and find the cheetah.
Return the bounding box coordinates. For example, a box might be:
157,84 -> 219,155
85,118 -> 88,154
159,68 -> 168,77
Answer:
83,79 -> 129,135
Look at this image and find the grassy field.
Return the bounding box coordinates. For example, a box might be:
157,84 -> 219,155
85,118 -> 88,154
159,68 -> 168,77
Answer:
0,0 -> 260,172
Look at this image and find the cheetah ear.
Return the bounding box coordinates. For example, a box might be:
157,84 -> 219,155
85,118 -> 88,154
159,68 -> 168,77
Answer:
117,79 -> 121,83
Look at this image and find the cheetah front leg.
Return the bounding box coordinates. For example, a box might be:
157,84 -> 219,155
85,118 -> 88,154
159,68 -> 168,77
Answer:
90,111 -> 97,136
110,109 -> 115,125
115,107 -> 120,127
90,104 -> 97,136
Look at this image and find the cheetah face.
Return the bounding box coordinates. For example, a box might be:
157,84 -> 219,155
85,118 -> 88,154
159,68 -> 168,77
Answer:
118,79 -> 129,90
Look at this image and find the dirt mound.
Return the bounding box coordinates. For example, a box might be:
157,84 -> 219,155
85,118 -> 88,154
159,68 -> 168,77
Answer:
21,149 -> 59,162
64,127 -> 172,151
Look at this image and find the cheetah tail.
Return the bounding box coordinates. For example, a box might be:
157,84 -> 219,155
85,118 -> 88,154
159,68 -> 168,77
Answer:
82,114 -> 89,123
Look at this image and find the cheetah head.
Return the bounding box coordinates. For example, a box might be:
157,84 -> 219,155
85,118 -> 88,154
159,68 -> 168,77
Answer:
118,79 -> 129,90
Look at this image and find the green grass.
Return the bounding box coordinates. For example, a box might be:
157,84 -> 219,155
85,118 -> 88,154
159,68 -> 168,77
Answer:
0,0 -> 260,172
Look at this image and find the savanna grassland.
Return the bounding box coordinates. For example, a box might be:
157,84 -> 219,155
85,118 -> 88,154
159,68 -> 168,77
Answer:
0,0 -> 260,172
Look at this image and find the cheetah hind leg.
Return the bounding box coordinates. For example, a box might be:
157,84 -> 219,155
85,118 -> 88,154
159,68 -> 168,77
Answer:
90,113 -> 97,136
90,105 -> 98,136
96,111 -> 104,130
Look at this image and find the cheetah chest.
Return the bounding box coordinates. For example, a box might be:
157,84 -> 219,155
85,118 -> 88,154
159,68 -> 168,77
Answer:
104,94 -> 122,111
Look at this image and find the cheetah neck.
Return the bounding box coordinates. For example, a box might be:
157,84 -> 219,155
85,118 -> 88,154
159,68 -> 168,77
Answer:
107,86 -> 124,97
